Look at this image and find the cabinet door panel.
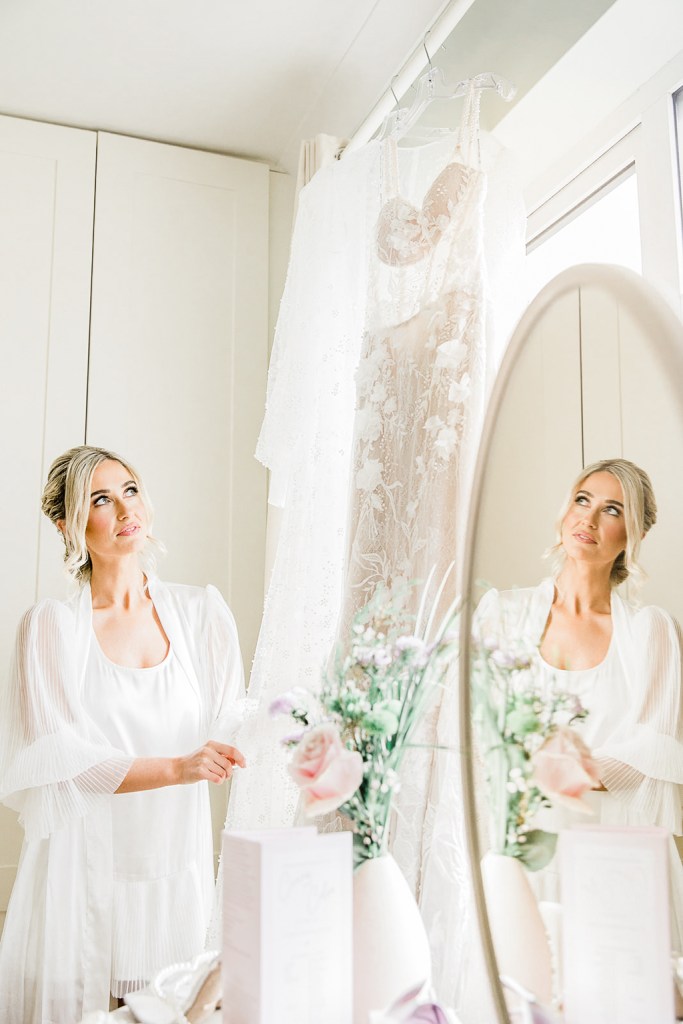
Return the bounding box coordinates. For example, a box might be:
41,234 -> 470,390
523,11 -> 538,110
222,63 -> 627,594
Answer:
475,291 -> 583,592
87,133 -> 269,667
582,285 -> 683,619
0,114 -> 95,920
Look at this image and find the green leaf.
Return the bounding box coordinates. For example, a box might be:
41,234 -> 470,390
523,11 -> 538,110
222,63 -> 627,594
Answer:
517,829 -> 558,872
361,708 -> 400,736
506,706 -> 540,736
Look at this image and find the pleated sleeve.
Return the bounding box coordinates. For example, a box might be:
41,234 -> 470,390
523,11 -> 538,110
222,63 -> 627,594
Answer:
0,599 -> 133,840
594,604 -> 683,834
472,587 -> 683,834
200,585 -> 252,743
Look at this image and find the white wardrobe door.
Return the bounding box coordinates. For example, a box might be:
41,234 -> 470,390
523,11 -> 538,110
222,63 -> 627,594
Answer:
0,114 -> 95,920
474,290 -> 583,593
581,284 -> 683,621
87,133 -> 269,666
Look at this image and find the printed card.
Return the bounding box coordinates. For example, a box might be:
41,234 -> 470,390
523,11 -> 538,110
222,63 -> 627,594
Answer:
222,827 -> 352,1024
560,825 -> 673,1024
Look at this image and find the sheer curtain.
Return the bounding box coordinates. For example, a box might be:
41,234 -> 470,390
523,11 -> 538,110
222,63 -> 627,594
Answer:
227,140 -> 374,832
262,132 -> 347,595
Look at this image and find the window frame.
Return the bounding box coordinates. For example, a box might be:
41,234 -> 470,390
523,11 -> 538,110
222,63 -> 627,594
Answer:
521,50 -> 683,315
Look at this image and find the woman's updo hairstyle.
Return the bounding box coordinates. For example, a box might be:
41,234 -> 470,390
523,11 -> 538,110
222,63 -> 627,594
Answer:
42,445 -> 163,585
547,457 -> 657,588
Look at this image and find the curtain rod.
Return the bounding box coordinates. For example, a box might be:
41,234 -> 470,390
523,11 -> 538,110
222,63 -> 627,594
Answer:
344,0 -> 478,155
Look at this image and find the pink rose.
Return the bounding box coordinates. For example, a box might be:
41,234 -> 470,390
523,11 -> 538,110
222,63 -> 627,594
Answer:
288,724 -> 364,817
530,725 -> 601,814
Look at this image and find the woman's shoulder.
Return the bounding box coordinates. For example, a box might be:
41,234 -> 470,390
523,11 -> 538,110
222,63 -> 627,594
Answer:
614,592 -> 680,637
15,595 -> 76,644
475,579 -> 552,616
472,580 -> 552,643
153,578 -> 208,601
150,579 -> 236,627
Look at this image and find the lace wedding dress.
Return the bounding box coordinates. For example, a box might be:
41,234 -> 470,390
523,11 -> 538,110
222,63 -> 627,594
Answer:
227,84 -> 525,1021
340,84 -> 497,1018
343,85 -> 486,620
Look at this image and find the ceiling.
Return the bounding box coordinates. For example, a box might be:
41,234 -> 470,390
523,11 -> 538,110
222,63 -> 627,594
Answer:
0,0 -> 617,176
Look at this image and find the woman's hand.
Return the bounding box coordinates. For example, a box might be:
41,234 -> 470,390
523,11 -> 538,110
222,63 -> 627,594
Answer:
175,740 -> 247,785
115,742 -> 247,793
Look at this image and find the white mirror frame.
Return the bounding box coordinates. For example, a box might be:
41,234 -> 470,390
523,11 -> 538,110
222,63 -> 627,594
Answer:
458,262 -> 683,1023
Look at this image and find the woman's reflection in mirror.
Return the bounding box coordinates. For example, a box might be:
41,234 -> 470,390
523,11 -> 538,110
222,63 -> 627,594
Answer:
475,458 -> 682,949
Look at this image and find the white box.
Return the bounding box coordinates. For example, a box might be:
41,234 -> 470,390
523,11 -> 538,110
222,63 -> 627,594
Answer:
222,827 -> 352,1024
560,825 -> 673,1024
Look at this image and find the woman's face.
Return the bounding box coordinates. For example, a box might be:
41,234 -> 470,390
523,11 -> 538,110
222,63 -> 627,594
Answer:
84,459 -> 148,562
561,470 -> 628,571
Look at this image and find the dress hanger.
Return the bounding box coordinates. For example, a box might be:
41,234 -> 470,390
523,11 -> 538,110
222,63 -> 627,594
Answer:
377,67 -> 516,142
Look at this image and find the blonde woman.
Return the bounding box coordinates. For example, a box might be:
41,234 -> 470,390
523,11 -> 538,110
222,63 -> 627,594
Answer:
0,446 -> 247,1023
475,459 -> 683,944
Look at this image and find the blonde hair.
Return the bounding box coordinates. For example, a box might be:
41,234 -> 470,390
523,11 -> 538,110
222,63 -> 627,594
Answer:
547,458 -> 657,588
41,445 -> 164,585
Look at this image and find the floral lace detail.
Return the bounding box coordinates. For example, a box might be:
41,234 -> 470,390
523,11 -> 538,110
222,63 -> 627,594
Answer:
346,286 -> 482,611
237,94 -> 525,1019
340,89 -> 493,1015
343,127 -> 487,623
377,162 -> 475,267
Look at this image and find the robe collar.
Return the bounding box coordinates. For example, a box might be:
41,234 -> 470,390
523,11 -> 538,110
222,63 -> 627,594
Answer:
67,575 -> 202,703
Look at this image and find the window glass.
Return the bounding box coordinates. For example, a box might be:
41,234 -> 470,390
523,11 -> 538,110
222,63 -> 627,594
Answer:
525,171 -> 641,301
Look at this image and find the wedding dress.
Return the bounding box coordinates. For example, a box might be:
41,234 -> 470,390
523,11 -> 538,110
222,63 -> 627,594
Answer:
227,82 -> 525,1021
342,86 -> 487,622
340,84 -> 504,1019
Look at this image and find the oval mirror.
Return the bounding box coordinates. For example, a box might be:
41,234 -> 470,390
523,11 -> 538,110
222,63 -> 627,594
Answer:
459,263 -> 683,1022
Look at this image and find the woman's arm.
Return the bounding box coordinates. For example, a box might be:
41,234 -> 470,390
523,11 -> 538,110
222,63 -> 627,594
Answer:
0,601 -> 134,839
115,739 -> 247,793
591,605 -> 683,830
202,585 -> 248,738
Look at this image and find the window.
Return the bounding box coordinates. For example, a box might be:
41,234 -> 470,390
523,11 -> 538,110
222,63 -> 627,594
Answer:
524,170 -> 641,301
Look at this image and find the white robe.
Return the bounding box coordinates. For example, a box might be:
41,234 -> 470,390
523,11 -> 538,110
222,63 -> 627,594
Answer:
0,577 -> 245,1024
474,580 -> 683,947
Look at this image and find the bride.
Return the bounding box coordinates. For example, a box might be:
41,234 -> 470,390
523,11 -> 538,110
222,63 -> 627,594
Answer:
0,445 -> 247,1023
475,458 -> 683,947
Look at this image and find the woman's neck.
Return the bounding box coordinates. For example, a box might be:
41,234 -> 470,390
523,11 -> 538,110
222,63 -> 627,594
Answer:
89,558 -> 149,610
554,561 -> 613,615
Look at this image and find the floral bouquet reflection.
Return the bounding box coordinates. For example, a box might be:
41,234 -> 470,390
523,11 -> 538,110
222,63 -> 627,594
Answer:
471,628 -> 600,870
270,581 -> 459,867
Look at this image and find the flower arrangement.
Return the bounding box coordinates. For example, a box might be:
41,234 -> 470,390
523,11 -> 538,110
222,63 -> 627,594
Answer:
471,626 -> 600,871
270,582 -> 459,867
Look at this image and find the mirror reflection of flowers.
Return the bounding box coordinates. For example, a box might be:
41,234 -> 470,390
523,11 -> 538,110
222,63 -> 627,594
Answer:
471,628 -> 601,870
270,581 -> 459,867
